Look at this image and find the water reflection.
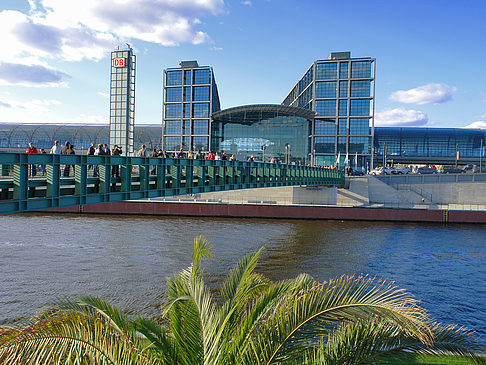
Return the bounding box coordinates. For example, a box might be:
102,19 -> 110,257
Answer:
0,213 -> 485,337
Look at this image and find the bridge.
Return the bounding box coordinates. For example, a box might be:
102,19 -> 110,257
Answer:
0,152 -> 344,214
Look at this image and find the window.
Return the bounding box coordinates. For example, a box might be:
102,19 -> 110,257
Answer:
316,62 -> 337,80
338,100 -> 348,116
349,119 -> 370,135
314,119 -> 336,135
351,61 -> 372,78
338,137 -> 347,153
165,120 -> 181,135
164,136 -> 181,150
350,100 -> 371,116
184,70 -> 192,84
349,137 -> 370,154
166,71 -> 182,86
184,87 -> 191,101
338,118 -> 347,135
315,81 -> 337,98
193,136 -> 209,150
339,81 -> 348,97
165,104 -> 181,118
193,103 -> 209,118
193,120 -> 209,134
183,103 -> 191,118
165,87 -> 182,102
315,100 -> 336,116
183,120 -> 191,135
193,69 -> 211,84
314,136 -> 335,153
350,80 -> 371,97
193,86 -> 210,101
182,136 -> 191,150
340,62 -> 349,78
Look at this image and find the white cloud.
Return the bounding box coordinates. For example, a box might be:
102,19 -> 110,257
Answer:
389,83 -> 457,105
375,107 -> 429,127
0,62 -> 69,87
464,121 -> 486,129
0,97 -> 62,123
97,91 -> 110,98
241,1 -> 253,6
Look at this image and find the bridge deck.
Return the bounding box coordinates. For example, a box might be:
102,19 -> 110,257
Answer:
0,152 -> 344,214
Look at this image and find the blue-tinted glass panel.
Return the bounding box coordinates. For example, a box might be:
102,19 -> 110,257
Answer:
183,103 -> 191,118
193,69 -> 211,84
316,63 -> 337,80
164,136 -> 181,150
314,136 -> 335,153
165,104 -> 181,118
316,100 -> 336,116
165,120 -> 181,135
338,118 -> 347,135
183,120 -> 191,135
166,71 -> 182,86
337,137 -> 347,153
350,100 -> 370,116
193,136 -> 209,150
193,103 -> 209,118
338,100 -> 348,116
193,86 -> 210,101
350,80 -> 371,97
339,81 -> 348,97
314,119 -> 336,135
184,70 -> 192,84
184,86 -> 191,101
182,136 -> 191,149
349,136 -> 370,154
349,118 -> 369,135
351,61 -> 372,78
315,81 -> 337,98
340,62 -> 349,78
193,120 -> 209,134
165,87 -> 182,102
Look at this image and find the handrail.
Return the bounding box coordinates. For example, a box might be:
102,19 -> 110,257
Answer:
0,152 -> 344,214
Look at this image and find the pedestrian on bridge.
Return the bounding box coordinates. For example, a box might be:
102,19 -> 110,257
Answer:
26,142 -> 38,176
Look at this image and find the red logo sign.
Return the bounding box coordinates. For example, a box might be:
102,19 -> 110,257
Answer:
112,57 -> 126,68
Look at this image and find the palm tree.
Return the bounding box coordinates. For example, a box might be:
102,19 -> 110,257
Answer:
0,236 -> 484,364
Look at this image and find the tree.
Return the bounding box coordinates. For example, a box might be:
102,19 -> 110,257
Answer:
1,236 -> 484,364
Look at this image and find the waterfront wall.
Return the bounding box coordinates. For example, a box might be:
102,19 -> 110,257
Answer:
45,201 -> 486,224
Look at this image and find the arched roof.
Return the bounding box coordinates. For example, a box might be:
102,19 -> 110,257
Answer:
212,104 -> 316,122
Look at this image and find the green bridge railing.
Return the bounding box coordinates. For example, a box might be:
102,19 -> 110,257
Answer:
0,152 -> 345,214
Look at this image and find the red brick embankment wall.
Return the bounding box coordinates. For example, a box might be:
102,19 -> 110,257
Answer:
42,201 -> 486,224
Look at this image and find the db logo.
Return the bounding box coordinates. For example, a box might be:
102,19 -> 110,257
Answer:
112,57 -> 126,68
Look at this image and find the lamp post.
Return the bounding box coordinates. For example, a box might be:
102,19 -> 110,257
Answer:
480,139 -> 484,173
455,143 -> 459,168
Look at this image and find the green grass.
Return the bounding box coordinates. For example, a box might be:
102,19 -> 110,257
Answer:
380,354 -> 475,364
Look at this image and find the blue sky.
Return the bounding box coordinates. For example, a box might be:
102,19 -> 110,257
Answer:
0,0 -> 485,129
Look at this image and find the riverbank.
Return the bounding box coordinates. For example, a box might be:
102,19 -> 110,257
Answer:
43,200 -> 486,223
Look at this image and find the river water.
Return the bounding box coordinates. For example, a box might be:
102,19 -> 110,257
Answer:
1,214 -> 485,338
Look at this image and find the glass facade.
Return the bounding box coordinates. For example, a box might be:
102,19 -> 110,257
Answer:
374,127 -> 486,160
282,52 -> 375,168
162,61 -> 220,152
211,105 -> 314,163
110,47 -> 136,155
2,123 -> 485,165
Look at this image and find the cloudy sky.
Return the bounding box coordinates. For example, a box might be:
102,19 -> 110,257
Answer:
1,0 -> 485,128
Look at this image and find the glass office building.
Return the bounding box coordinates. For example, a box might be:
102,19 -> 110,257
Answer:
211,105 -> 315,163
374,127 -> 486,164
162,61 -> 221,152
282,52 -> 375,169
109,46 -> 136,155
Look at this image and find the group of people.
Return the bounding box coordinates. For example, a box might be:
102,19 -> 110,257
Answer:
136,146 -> 236,161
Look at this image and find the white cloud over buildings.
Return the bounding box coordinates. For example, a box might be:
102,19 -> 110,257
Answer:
389,83 -> 457,105
0,0 -> 225,85
375,107 -> 429,127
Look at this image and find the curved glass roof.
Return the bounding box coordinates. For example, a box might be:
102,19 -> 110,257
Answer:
212,104 -> 316,122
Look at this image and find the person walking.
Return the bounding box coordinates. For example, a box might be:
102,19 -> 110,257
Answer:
137,144 -> 147,157
111,145 -> 122,178
26,142 -> 38,176
40,148 -> 47,176
50,140 -> 61,154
